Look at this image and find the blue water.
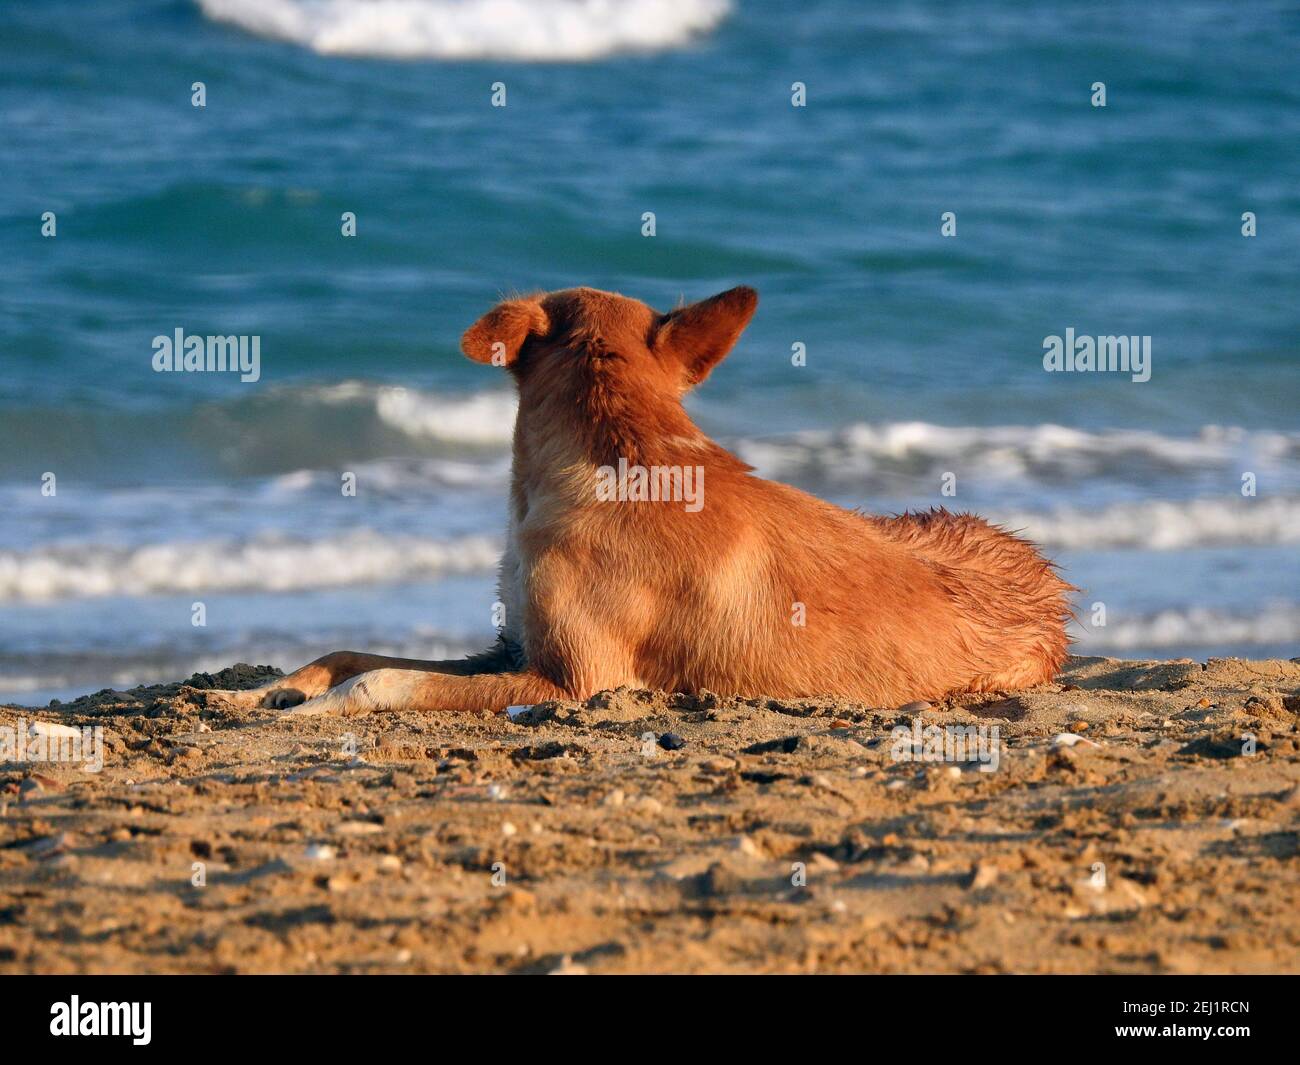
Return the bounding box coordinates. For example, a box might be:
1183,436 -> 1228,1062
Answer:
1,0 -> 1297,703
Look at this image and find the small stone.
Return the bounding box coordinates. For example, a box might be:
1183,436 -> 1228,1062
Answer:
501,821 -> 518,837
378,854 -> 402,871
967,861 -> 999,890
808,853 -> 838,873
700,757 -> 736,774
1068,720 -> 1089,732
167,746 -> 203,765
732,834 -> 761,857
637,797 -> 664,815
503,888 -> 536,908
487,783 -> 509,802
700,861 -> 743,897
23,832 -> 75,858
1049,746 -> 1078,770
601,788 -> 625,807
946,766 -> 962,780
109,827 -> 132,843
549,954 -> 587,975
658,732 -> 686,751
897,700 -> 930,715
1197,697 -> 1212,709
304,843 -> 336,861
1053,732 -> 1100,749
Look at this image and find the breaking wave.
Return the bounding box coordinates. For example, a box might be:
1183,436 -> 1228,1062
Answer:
196,0 -> 732,61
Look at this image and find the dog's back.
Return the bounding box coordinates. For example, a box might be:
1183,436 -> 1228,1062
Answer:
626,474 -> 1071,704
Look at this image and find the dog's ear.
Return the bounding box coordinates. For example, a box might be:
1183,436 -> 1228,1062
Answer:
461,297 -> 550,366
655,286 -> 758,385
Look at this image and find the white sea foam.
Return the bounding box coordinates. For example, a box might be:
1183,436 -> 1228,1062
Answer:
372,385 -> 517,445
997,496 -> 1300,551
3,495 -> 1297,604
0,531 -> 503,603
196,0 -> 732,60
266,381 -> 518,447
1071,602 -> 1300,651
733,421 -> 1300,487
300,384 -> 1300,488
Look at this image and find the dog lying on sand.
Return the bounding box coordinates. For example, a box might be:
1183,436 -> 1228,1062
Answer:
214,286 -> 1072,716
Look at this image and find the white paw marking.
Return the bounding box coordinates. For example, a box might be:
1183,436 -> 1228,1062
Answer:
283,673 -> 366,717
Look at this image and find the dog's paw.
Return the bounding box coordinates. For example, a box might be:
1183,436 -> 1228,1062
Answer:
279,675 -> 372,718
201,686 -> 308,711
280,697 -> 333,717
262,688 -> 308,710
200,687 -> 263,710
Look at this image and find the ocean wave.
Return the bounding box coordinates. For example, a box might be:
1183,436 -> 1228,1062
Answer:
220,381 -> 519,448
1070,603 -> 1300,651
273,383 -> 1300,484
196,0 -> 732,60
998,496 -> 1300,551
734,421 -> 1300,489
11,375 -> 1297,495
371,384 -> 517,445
0,531 -> 503,603
3,495 -> 1297,603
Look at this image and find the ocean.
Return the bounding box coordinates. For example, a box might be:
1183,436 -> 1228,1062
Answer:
1,0 -> 1297,704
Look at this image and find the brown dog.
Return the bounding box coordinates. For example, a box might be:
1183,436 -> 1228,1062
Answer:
215,286 -> 1071,715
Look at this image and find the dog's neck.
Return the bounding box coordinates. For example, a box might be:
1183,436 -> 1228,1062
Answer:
509,378 -> 744,514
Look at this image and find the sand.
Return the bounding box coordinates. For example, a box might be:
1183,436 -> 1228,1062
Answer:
1,655 -> 1298,974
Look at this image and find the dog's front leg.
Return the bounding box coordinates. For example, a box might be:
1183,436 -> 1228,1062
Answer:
280,667 -> 574,717
205,643 -> 517,710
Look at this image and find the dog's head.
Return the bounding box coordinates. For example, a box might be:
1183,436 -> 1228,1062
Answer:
460,285 -> 757,396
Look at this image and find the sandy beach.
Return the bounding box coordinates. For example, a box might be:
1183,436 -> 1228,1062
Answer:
2,655 -> 1297,974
